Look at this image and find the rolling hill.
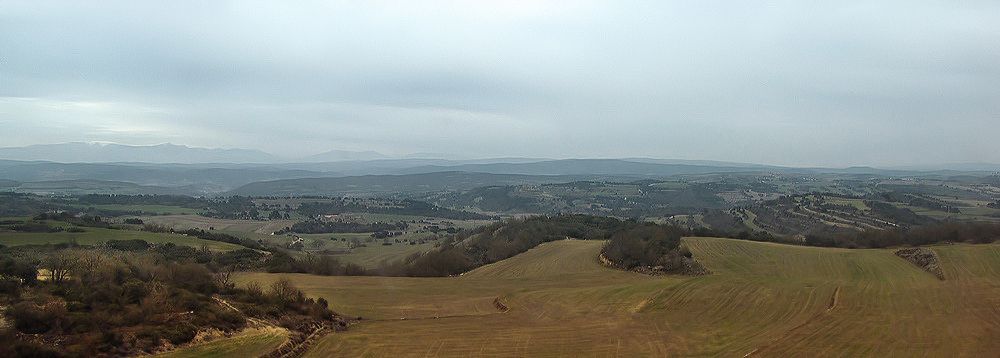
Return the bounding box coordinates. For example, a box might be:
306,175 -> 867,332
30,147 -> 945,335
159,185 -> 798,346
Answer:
238,238 -> 1000,356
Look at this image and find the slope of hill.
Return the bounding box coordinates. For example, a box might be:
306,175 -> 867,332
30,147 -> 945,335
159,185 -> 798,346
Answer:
239,238 -> 1000,356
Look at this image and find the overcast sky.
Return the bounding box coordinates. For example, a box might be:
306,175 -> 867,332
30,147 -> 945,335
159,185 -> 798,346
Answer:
1,1 -> 998,167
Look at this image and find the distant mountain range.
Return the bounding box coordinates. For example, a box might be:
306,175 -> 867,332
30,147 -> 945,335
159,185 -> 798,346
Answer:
0,160 -> 325,193
0,142 -> 278,163
0,142 -> 997,196
394,159 -> 778,176
0,142 -> 465,164
4,142 -> 994,172
301,149 -> 389,162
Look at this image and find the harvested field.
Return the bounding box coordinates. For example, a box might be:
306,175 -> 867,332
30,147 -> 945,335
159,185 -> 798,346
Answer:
237,238 -> 1000,357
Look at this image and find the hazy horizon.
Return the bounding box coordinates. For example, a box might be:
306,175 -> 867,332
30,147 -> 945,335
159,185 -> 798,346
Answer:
2,141 -> 1000,171
2,1 -> 998,167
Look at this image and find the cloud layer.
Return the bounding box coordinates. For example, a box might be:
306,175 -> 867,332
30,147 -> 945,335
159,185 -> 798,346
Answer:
1,0 -> 998,166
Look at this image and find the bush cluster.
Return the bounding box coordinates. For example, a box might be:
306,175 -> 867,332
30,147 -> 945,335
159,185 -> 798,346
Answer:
0,247 -> 339,357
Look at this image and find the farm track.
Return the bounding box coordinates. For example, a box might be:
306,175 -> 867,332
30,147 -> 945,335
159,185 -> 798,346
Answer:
265,326 -> 328,358
152,298 -> 290,358
210,297 -> 328,358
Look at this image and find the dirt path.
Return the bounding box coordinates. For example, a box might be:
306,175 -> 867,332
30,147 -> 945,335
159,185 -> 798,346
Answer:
744,286 -> 841,357
214,297 -> 271,327
827,287 -> 840,312
264,326 -> 329,358
212,297 -> 329,358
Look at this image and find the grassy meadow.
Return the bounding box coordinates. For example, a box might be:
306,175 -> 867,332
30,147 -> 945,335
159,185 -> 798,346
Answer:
237,238 -> 1000,356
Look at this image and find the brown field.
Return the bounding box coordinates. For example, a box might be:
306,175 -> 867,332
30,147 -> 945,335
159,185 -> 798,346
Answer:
236,238 -> 1000,357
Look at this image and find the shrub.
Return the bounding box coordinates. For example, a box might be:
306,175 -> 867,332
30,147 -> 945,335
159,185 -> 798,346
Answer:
343,263 -> 366,276
0,329 -> 62,358
602,224 -> 684,269
9,301 -> 68,334
0,257 -> 39,285
162,322 -> 198,345
678,245 -> 693,258
0,279 -> 21,297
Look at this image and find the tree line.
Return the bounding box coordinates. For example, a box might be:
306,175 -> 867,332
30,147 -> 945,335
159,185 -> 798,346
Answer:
373,215 -> 673,277
803,221 -> 1000,248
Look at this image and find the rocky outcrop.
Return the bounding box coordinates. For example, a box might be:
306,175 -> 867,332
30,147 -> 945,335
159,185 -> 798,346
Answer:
895,248 -> 945,280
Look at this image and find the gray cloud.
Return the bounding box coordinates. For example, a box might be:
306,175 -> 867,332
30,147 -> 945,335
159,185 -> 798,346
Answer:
1,0 -> 998,166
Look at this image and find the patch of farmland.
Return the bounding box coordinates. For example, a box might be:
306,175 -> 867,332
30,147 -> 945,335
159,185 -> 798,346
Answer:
332,239 -> 438,269
0,227 -> 243,251
142,214 -> 295,234
69,204 -> 200,215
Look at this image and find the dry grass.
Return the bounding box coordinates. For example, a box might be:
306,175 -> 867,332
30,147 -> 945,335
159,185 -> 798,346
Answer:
236,238 -> 1000,357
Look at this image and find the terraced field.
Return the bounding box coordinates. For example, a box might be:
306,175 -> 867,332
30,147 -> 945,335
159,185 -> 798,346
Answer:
238,238 -> 1000,357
